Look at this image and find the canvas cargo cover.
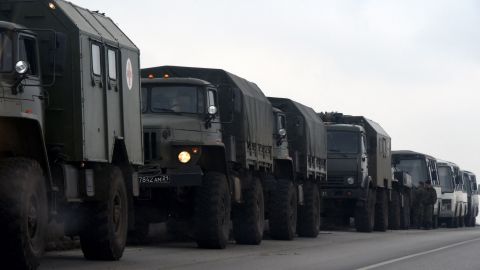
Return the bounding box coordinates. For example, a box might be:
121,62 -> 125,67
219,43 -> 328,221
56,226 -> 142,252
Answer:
142,66 -> 274,148
269,97 -> 327,160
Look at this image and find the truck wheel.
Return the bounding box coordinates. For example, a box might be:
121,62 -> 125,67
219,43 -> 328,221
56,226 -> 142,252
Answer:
355,188 -> 376,232
388,190 -> 401,230
297,182 -> 320,237
194,172 -> 231,249
400,192 -> 410,229
374,188 -> 389,231
269,178 -> 297,240
0,158 -> 47,270
233,176 -> 264,245
80,166 -> 128,260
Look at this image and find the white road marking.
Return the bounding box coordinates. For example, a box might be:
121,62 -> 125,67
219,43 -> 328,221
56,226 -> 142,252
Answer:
356,236 -> 480,270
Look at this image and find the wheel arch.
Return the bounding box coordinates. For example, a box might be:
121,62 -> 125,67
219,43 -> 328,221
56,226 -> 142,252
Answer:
0,116 -> 52,189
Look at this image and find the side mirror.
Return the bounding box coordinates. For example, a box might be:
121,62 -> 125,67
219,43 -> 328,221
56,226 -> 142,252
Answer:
208,105 -> 217,115
15,61 -> 29,75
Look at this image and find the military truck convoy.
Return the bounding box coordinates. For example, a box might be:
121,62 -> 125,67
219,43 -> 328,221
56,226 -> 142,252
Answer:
0,1 -> 477,269
0,0 -> 142,269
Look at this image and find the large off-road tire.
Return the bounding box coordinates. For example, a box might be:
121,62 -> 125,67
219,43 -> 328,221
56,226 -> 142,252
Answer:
194,172 -> 231,249
374,188 -> 389,231
297,182 -> 320,237
80,166 -> 128,260
233,176 -> 265,245
0,158 -> 48,270
355,188 -> 376,232
388,189 -> 401,230
400,192 -> 411,229
269,178 -> 297,240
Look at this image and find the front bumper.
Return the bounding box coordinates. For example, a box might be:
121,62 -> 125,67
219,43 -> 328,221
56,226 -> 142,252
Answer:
320,187 -> 365,200
138,166 -> 203,187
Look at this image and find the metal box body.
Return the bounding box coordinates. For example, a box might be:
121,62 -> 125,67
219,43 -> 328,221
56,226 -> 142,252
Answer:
0,0 -> 143,164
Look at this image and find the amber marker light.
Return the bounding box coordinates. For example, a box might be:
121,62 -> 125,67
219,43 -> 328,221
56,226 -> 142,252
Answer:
49,2 -> 56,9
192,147 -> 200,154
163,74 -> 170,78
148,74 -> 155,79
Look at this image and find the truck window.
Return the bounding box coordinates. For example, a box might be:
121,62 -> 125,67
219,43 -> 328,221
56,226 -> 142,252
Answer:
107,49 -> 117,80
91,43 -> 101,76
207,89 -> 217,107
18,36 -> 38,76
327,131 -> 359,154
151,85 -> 198,114
0,32 -> 13,72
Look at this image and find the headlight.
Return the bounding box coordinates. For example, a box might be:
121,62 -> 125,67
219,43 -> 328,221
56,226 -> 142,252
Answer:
347,177 -> 355,185
178,151 -> 191,163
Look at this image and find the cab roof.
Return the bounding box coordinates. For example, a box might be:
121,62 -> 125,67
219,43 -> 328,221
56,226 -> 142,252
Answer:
141,77 -> 212,86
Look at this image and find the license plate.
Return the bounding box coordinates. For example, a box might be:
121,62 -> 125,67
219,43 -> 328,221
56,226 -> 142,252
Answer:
138,175 -> 171,185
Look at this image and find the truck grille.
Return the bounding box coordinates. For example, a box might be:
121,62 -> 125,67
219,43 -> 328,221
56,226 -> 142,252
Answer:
144,131 -> 157,161
328,175 -> 344,184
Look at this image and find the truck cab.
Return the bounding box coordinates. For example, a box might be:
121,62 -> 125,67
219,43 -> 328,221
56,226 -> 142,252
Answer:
437,160 -> 467,227
392,151 -> 442,227
326,124 -> 368,192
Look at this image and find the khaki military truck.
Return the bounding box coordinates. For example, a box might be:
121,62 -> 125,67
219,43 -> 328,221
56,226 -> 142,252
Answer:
0,1 -> 142,268
142,66 -> 287,245
392,151 -> 441,228
268,97 -> 327,238
319,113 -> 392,232
130,77 -> 231,248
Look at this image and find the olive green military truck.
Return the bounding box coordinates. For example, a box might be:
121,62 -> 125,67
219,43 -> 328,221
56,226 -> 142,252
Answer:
268,98 -> 327,238
132,76 -> 230,248
319,113 -> 393,232
0,1 -> 142,268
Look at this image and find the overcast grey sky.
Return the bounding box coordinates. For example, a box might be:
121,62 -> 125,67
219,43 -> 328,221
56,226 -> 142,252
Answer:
75,0 -> 480,176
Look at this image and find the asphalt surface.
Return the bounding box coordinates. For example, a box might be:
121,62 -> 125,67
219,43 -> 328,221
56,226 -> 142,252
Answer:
41,227 -> 480,270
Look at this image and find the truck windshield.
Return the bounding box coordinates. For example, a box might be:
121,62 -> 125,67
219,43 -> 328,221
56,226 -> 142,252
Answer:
150,85 -> 199,114
438,166 -> 454,192
0,31 -> 13,72
393,158 -> 428,186
327,131 -> 359,154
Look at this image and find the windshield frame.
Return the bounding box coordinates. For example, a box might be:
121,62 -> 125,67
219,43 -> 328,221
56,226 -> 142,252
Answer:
0,29 -> 14,73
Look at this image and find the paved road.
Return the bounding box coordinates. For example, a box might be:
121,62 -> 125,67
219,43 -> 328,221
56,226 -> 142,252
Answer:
41,227 -> 480,270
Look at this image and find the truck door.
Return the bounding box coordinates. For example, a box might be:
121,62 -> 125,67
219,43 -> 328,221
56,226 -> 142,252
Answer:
9,34 -> 44,126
